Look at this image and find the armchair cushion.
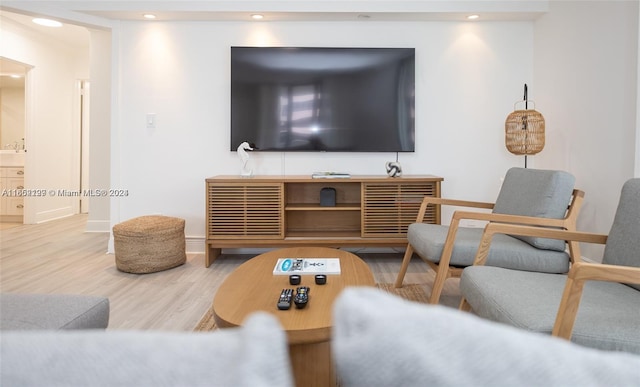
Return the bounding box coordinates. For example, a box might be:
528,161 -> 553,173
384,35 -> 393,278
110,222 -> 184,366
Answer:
332,287 -> 640,386
602,179 -> 640,291
492,167 -> 575,251
408,223 -> 570,273
461,266 -> 640,353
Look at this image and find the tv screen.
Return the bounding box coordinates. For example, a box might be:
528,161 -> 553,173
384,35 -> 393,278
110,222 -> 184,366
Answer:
230,47 -> 415,152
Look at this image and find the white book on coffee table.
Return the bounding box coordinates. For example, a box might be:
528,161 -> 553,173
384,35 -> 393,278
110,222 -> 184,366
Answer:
273,258 -> 341,275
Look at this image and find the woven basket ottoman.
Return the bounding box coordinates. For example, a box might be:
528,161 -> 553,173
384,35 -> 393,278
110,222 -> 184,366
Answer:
113,215 -> 186,274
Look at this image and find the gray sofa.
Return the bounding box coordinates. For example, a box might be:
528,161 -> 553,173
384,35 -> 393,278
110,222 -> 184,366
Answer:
1,312 -> 292,387
333,288 -> 640,386
0,293 -> 109,330
2,288 -> 640,387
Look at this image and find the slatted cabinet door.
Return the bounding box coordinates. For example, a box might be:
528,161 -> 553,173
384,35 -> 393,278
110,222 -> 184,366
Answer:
207,182 -> 284,239
362,181 -> 439,237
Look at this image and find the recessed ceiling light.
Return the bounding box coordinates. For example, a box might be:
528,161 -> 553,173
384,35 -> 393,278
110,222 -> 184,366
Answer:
251,14 -> 264,20
10,75 -> 23,79
143,14 -> 157,20
32,18 -> 63,27
467,15 -> 480,20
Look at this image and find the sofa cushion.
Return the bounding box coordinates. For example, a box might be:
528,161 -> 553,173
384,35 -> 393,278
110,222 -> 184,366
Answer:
408,223 -> 570,273
0,293 -> 110,330
332,287 -> 640,387
492,167 -> 575,251
0,312 -> 293,387
460,266 -> 640,353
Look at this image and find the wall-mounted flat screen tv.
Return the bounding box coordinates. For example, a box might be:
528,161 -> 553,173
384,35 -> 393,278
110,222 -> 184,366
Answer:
230,47 -> 415,152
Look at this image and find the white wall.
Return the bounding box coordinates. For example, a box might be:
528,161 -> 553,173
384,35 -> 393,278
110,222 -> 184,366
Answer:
534,0 -> 639,261
637,0 -> 640,179
0,15 -> 90,223
110,20 -> 534,251
86,29 -> 111,232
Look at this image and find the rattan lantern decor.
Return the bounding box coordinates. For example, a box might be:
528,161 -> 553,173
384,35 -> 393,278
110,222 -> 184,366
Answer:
505,84 -> 545,167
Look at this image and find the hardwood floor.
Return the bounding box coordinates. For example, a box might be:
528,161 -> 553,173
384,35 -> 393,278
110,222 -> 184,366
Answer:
0,222 -> 22,230
0,215 -> 460,331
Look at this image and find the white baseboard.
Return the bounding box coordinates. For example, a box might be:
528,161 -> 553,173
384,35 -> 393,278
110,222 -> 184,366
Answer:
35,207 -> 74,223
107,236 -> 114,254
186,237 -> 205,254
85,220 -> 110,233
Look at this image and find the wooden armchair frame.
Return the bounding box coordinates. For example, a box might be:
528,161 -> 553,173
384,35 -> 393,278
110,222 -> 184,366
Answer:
395,189 -> 585,305
459,222 -> 640,340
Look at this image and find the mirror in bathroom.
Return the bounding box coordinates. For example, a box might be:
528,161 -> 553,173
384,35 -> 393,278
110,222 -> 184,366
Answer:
0,57 -> 27,152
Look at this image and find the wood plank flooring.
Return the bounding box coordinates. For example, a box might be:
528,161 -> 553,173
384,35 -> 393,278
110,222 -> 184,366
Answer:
0,215 -> 460,331
0,222 -> 22,230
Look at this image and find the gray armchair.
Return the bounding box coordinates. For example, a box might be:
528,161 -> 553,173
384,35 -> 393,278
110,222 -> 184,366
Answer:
460,178 -> 640,354
395,167 -> 584,304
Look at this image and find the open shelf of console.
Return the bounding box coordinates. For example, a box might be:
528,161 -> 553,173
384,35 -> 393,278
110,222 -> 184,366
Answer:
205,175 -> 443,267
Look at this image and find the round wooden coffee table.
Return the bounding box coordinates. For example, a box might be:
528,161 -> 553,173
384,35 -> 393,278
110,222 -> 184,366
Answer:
213,247 -> 375,387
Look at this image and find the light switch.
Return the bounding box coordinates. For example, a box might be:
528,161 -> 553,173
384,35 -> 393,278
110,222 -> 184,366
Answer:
146,113 -> 156,129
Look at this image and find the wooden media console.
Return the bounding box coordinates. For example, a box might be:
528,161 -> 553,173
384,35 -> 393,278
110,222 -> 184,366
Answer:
205,175 -> 443,267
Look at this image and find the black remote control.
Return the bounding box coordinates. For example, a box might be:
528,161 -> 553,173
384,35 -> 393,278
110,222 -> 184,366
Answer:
294,286 -> 310,309
277,289 -> 293,310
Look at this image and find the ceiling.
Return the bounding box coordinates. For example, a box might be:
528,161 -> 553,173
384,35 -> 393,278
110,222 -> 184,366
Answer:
79,10 -> 544,22
1,1 -> 548,24
0,10 -> 90,49
0,1 -> 548,50
1,10 -> 89,89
